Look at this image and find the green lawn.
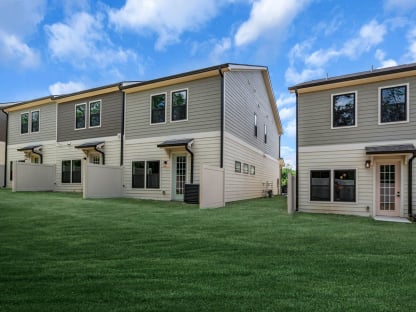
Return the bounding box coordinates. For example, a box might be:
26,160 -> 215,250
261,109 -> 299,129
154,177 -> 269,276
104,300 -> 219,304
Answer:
0,189 -> 415,311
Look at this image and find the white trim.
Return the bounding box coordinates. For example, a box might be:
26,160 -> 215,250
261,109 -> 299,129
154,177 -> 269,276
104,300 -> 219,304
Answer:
149,92 -> 167,125
75,103 -> 87,130
330,91 -> 358,129
31,110 -> 40,133
378,83 -> 409,125
88,99 -> 102,128
20,111 -> 29,135
170,88 -> 188,123
131,160 -> 161,190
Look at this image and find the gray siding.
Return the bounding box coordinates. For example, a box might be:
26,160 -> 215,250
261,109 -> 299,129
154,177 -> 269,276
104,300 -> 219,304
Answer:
125,76 -> 221,139
224,71 -> 279,159
8,103 -> 56,145
0,110 -> 6,142
298,76 -> 416,147
57,91 -> 123,142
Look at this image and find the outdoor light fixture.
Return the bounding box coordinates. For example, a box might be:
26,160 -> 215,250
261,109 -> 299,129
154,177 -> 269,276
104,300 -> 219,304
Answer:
365,160 -> 371,168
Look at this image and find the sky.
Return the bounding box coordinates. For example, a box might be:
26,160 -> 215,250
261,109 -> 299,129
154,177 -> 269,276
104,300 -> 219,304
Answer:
1,0 -> 416,168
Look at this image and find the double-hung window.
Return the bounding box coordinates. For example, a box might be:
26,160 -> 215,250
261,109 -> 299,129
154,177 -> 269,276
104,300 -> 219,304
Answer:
379,84 -> 408,124
151,93 -> 166,124
310,170 -> 331,201
31,111 -> 39,133
332,92 -> 356,128
171,89 -> 187,121
132,160 -> 160,189
61,160 -> 82,183
334,170 -> 356,202
75,103 -> 86,129
20,112 -> 29,134
310,169 -> 356,202
264,124 -> 267,144
89,100 -> 101,128
254,113 -> 257,137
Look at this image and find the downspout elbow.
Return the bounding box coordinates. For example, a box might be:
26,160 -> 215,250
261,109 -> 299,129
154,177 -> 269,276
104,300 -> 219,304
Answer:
94,145 -> 105,165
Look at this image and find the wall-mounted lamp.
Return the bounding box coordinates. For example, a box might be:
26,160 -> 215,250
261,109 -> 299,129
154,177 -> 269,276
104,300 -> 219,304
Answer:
365,160 -> 371,168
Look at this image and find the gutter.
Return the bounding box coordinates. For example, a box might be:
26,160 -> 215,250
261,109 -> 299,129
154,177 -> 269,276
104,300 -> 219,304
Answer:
408,154 -> 416,220
295,89 -> 299,211
219,68 -> 224,168
185,143 -> 194,184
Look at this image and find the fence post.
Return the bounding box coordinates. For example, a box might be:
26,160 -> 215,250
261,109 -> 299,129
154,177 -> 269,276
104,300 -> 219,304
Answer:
287,172 -> 296,214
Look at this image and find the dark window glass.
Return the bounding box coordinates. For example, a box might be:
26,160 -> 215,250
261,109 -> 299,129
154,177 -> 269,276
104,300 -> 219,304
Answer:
334,170 -> 356,202
380,85 -> 407,123
31,111 -> 39,132
76,104 -> 86,129
250,165 -> 255,175
21,113 -> 28,134
72,160 -> 82,183
89,101 -> 101,127
235,161 -> 241,173
264,124 -> 267,144
254,113 -> 257,137
172,90 -> 187,121
146,161 -> 160,189
132,161 -> 145,188
10,161 -> 13,181
62,160 -> 71,183
151,94 -> 166,123
310,170 -> 330,201
243,163 -> 249,174
333,93 -> 355,127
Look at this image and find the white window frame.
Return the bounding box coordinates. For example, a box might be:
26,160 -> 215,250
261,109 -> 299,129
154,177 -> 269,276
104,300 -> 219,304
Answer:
131,160 -> 161,189
331,91 -> 358,129
150,92 -> 167,125
170,88 -> 188,123
31,110 -> 40,133
75,103 -> 87,130
378,83 -> 409,125
20,112 -> 29,135
89,153 -> 101,165
89,100 -> 102,128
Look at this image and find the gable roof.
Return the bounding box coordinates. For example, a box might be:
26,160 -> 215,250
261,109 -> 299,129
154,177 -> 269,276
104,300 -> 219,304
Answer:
288,62 -> 416,94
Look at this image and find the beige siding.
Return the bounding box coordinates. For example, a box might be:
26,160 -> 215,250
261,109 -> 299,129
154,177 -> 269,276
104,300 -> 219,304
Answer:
298,76 -> 416,147
224,132 -> 279,202
8,103 -> 56,145
299,142 -> 412,217
224,71 -> 279,159
125,76 -> 221,139
0,142 -> 4,164
123,132 -> 220,200
0,110 -> 6,142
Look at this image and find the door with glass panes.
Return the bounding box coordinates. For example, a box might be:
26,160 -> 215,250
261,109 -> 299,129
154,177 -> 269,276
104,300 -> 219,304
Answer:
172,154 -> 187,201
376,160 -> 401,217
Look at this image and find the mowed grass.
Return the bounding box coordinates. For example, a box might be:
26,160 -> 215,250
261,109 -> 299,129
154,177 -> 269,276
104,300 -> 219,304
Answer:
0,189 -> 415,311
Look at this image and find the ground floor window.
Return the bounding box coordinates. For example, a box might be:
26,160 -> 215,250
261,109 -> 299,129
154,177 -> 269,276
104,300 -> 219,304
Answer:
310,170 -> 331,201
62,160 -> 82,183
89,153 -> 101,164
334,170 -> 356,202
132,160 -> 160,189
10,161 -> 13,181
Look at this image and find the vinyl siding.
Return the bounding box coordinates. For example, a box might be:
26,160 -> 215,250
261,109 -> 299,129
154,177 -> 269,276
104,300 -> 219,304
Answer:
125,76 -> 221,139
123,131 -> 220,200
224,70 -> 279,159
299,142 -> 411,217
0,142 -> 4,165
7,103 -> 56,145
57,92 -> 123,142
298,76 -> 416,147
224,132 -> 279,202
0,110 -> 6,142
54,136 -> 120,192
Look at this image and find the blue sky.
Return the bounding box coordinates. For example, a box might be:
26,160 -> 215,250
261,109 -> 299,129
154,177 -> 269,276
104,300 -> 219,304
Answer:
1,0 -> 416,168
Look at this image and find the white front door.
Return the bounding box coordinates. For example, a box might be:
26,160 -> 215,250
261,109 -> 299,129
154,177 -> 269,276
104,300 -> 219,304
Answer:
376,160 -> 401,217
172,154 -> 187,201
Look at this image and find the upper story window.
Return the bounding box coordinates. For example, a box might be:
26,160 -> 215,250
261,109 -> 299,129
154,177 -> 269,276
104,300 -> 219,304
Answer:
75,103 -> 86,129
171,89 -> 187,122
151,93 -> 166,124
31,111 -> 39,133
254,113 -> 257,137
20,112 -> 29,134
379,84 -> 408,124
89,100 -> 101,128
264,124 -> 267,144
332,92 -> 356,128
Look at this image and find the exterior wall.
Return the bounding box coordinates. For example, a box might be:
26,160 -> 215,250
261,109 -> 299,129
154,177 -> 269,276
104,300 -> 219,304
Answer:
7,140 -> 57,188
224,133 -> 279,202
7,103 -> 56,145
123,131 -> 220,200
125,76 -> 221,140
298,76 -> 416,147
57,91 -> 123,142
55,136 -> 121,192
298,140 -> 414,217
224,70 -> 279,159
0,109 -> 6,142
0,141 -> 4,165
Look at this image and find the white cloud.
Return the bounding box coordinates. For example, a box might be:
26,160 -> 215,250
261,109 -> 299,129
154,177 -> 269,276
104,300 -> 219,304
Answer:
235,0 -> 310,46
285,66 -> 325,85
48,81 -> 87,95
284,119 -> 296,138
281,145 -> 296,168
375,49 -> 398,68
279,107 -> 296,121
384,0 -> 416,11
276,93 -> 296,108
405,27 -> 416,62
0,32 -> 40,68
209,37 -> 232,63
109,0 -> 221,50
45,12 -> 138,69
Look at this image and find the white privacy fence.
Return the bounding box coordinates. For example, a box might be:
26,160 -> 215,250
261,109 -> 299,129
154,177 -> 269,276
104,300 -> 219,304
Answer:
83,164 -> 123,199
199,164 -> 225,209
287,172 -> 296,214
12,162 -> 55,192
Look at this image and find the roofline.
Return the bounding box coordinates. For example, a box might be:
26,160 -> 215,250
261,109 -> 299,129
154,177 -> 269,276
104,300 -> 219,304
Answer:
288,62 -> 416,92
